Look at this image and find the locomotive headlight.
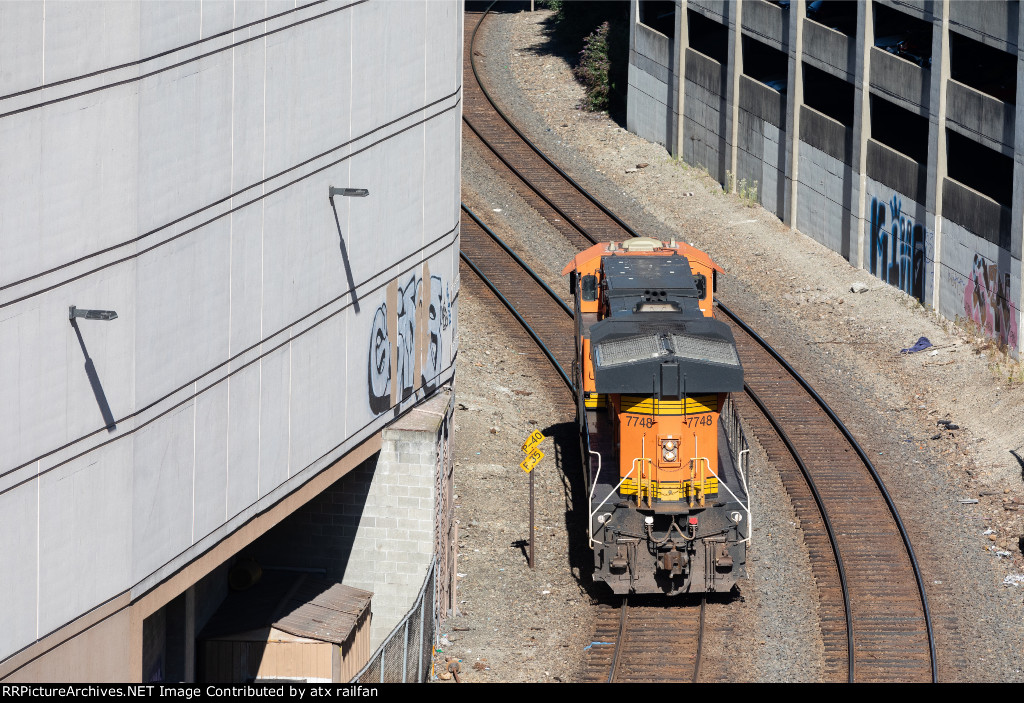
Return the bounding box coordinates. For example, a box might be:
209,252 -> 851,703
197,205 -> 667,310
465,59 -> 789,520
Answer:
663,440 -> 677,451
663,449 -> 677,462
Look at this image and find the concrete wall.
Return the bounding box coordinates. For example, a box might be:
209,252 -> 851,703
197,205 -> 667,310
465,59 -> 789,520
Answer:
946,80 -> 1016,152
864,176 -> 935,305
870,46 -> 931,114
628,15 -> 674,148
0,0 -> 462,672
736,77 -> 786,219
626,0 -> 1024,352
802,16 -> 855,80
683,49 -> 728,180
948,0 -> 1019,51
939,215 -> 1020,348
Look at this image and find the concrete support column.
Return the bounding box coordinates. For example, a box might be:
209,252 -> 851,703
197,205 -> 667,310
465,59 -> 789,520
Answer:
673,0 -> 689,158
1012,6 -> 1024,350
725,0 -> 744,189
851,1 -> 874,269
925,0 -> 951,312
184,587 -> 195,683
783,0 -> 807,227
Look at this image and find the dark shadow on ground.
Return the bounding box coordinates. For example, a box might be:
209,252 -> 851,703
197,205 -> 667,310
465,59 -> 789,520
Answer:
542,418 -> 597,595
1011,449 -> 1024,482
495,2 -> 631,127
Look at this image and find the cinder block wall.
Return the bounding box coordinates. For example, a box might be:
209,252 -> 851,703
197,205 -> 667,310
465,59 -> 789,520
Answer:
344,390 -> 452,647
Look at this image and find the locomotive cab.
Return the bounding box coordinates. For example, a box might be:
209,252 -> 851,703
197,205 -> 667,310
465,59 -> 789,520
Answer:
564,238 -> 749,595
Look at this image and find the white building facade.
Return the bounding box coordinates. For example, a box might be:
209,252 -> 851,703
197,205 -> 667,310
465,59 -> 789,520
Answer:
0,0 -> 462,681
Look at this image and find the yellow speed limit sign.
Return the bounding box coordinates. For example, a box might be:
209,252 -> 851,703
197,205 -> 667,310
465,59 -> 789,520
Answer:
521,429 -> 546,454
520,448 -> 544,473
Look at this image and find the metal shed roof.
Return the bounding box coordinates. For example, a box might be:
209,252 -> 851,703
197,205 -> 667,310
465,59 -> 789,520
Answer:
199,570 -> 372,646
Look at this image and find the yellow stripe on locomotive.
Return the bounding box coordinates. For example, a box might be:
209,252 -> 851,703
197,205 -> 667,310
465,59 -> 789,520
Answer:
618,477 -> 719,499
619,394 -> 717,415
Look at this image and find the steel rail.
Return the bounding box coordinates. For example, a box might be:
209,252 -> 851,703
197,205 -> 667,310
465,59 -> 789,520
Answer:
461,204 -> 572,317
693,597 -> 706,683
717,302 -> 937,682
467,5 -> 640,241
742,382 -> 854,681
462,117 -> 597,244
457,248 -> 572,392
607,596 -> 628,683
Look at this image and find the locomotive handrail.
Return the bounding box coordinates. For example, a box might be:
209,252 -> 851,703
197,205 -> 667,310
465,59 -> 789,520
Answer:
701,460 -> 749,524
590,464 -> 637,547
718,301 -> 937,682
737,449 -> 752,544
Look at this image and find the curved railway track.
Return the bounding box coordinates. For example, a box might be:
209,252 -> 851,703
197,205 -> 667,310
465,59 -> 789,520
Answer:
461,6 -> 936,683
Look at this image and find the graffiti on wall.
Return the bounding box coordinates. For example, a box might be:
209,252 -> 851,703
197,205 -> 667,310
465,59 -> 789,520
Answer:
367,272 -> 453,415
963,253 -> 1018,348
368,303 -> 392,415
869,195 -> 927,302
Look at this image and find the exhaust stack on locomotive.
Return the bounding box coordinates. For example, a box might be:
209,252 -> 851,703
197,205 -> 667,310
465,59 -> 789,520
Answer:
563,237 -> 748,594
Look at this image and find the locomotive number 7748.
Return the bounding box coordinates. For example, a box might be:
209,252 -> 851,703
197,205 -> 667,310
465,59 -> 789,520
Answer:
564,236 -> 749,595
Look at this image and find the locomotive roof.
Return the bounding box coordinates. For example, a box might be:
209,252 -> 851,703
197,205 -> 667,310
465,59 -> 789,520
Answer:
589,314 -> 744,395
602,254 -> 699,294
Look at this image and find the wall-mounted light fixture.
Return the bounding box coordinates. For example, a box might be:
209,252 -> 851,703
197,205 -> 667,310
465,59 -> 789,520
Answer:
328,186 -> 370,314
328,186 -> 369,205
69,306 -> 118,322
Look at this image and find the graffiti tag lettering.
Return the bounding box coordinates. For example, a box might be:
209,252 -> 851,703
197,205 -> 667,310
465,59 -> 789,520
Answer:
869,195 -> 927,302
367,272 -> 453,415
368,304 -> 391,415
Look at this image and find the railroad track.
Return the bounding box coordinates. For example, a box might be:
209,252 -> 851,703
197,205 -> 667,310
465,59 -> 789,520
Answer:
462,5 -> 937,683
719,307 -> 936,682
583,597 -> 705,683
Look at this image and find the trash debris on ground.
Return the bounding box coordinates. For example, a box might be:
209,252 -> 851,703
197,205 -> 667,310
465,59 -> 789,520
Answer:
959,499 -> 979,504
583,641 -> 614,651
900,337 -> 933,354
850,281 -> 869,293
1002,574 -> 1024,587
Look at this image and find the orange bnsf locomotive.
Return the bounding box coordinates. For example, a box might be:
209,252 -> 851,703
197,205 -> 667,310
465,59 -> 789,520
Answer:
563,237 -> 748,595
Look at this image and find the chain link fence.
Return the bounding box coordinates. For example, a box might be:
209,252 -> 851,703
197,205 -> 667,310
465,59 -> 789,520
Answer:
351,556 -> 437,683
